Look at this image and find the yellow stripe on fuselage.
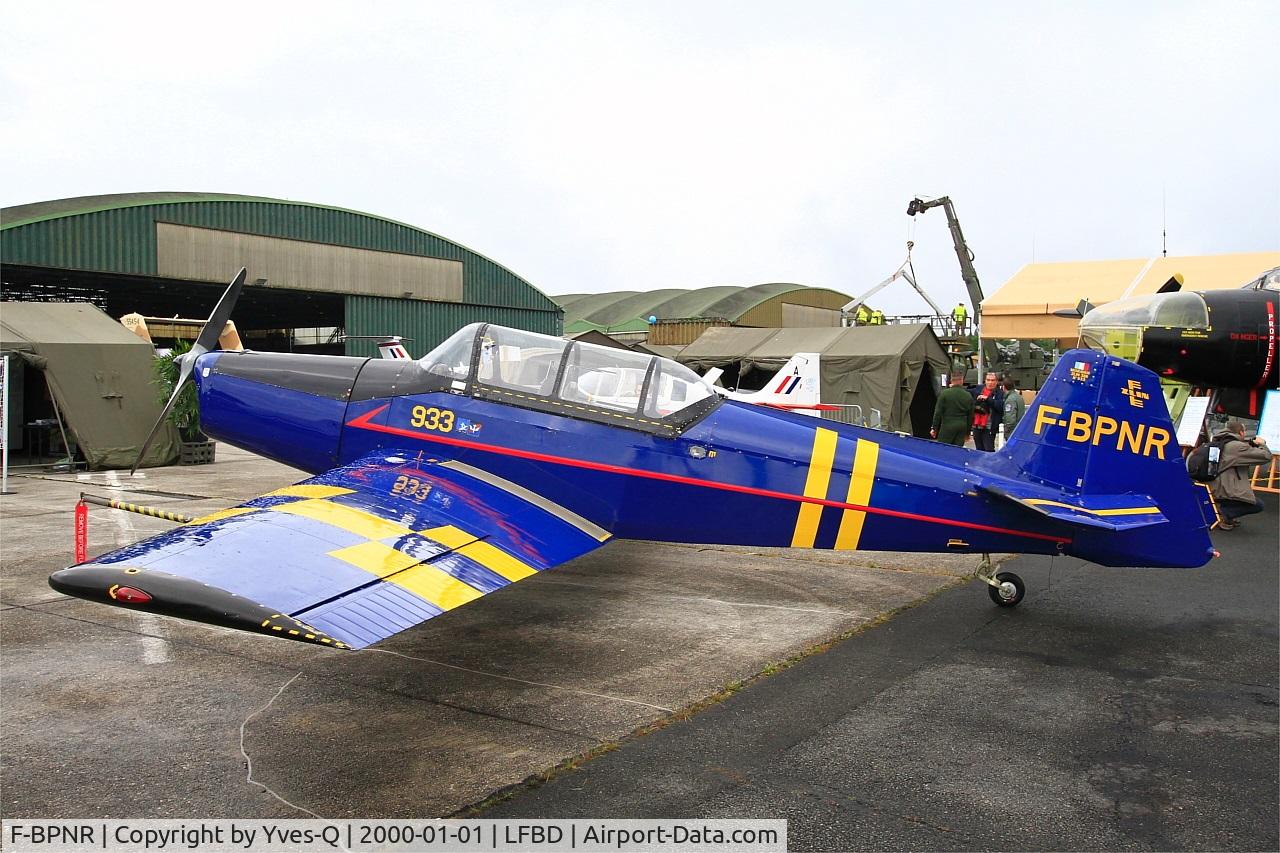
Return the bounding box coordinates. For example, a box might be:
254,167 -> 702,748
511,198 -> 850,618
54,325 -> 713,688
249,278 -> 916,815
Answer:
835,438 -> 880,550
791,428 -> 839,548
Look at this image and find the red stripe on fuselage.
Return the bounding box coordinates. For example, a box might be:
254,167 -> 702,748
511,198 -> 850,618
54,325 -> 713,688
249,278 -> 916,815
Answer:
346,405 -> 1070,544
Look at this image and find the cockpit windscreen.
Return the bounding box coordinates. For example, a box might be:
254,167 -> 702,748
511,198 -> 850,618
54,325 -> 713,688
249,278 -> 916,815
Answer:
417,323 -> 719,428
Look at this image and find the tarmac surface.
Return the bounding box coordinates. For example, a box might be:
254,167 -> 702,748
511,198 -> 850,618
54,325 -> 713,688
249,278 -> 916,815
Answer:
486,496 -> 1280,851
2,446 -> 978,820
2,447 -> 1275,850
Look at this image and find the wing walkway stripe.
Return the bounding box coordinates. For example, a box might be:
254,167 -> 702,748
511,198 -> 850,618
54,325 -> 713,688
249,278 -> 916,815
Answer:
437,459 -> 611,542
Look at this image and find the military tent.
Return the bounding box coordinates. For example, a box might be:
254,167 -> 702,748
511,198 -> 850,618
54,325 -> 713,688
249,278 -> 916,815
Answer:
0,302 -> 178,469
679,324 -> 950,436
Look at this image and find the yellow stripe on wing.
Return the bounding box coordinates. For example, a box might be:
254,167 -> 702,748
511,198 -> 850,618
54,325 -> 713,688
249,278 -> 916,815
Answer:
327,536 -> 485,611
272,498 -> 412,540
329,541 -> 420,577
388,563 -> 486,610
186,507 -> 259,525
835,438 -> 880,550
419,525 -> 537,582
266,485 -> 356,499
791,428 -> 839,548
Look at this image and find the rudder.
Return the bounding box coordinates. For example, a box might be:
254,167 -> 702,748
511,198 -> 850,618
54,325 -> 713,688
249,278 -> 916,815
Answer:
991,349 -> 1214,567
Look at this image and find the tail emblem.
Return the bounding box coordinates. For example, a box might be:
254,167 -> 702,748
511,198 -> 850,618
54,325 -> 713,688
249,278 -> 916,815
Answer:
1121,379 -> 1150,408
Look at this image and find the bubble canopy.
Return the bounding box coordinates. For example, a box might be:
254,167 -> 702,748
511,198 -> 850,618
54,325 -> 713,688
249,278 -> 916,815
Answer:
1077,291 -> 1211,360
1080,291 -> 1210,331
419,323 -> 719,428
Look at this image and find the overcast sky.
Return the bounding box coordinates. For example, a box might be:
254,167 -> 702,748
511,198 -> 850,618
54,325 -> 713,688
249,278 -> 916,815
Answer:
2,1 -> 1276,313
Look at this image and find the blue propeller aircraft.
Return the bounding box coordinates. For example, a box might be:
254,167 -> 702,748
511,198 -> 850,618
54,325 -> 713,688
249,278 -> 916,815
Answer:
50,270 -> 1219,650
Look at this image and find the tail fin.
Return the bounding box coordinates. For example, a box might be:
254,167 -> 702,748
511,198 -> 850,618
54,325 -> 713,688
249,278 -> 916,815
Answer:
376,337 -> 411,360
984,349 -> 1215,567
731,353 -> 823,416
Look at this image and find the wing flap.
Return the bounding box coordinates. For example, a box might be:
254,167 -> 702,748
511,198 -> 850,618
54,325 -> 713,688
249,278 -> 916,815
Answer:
51,452 -> 610,649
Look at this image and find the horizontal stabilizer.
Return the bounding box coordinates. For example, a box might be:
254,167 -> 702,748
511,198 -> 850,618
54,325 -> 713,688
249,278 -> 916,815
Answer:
978,482 -> 1167,531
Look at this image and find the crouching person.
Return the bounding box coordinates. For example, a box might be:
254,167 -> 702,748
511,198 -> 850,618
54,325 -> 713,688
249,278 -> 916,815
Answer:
1210,421 -> 1272,529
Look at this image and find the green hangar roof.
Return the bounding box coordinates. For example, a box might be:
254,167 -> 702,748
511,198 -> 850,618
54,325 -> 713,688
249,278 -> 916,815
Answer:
1,192 -> 558,313
554,283 -> 854,333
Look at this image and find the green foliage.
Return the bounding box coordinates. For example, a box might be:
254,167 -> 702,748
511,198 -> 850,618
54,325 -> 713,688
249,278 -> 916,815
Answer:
152,340 -> 203,443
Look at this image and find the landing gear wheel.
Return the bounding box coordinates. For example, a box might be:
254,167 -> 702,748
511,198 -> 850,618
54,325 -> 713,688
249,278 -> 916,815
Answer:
987,571 -> 1025,607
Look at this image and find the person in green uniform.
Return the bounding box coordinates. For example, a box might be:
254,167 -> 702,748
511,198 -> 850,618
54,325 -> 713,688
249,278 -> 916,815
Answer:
854,304 -> 871,326
951,303 -> 968,335
931,372 -> 975,446
1002,378 -> 1026,437
869,309 -> 886,325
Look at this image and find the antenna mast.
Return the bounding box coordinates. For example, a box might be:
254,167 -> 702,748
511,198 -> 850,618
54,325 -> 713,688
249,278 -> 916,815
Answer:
1162,186 -> 1167,257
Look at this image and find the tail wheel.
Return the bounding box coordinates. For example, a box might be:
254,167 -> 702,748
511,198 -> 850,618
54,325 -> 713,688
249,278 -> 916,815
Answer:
988,571 -> 1025,607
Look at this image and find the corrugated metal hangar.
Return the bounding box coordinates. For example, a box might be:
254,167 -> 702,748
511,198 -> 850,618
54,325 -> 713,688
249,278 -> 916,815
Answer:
0,192 -> 561,357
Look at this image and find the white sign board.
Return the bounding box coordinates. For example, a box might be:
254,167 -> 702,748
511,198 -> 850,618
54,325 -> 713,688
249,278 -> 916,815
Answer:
1256,389 -> 1280,449
1175,395 -> 1211,448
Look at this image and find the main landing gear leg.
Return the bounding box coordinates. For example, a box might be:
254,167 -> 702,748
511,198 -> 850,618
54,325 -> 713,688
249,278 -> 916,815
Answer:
976,553 -> 1025,607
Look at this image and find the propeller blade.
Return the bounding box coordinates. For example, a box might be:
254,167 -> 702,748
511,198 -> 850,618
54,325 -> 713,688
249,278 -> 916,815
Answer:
130,268 -> 247,474
131,355 -> 195,475
194,267 -> 247,354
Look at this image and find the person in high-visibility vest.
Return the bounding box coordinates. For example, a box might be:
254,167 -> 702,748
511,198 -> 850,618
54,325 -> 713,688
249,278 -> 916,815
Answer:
951,303 -> 968,335
854,305 -> 871,326
869,309 -> 886,326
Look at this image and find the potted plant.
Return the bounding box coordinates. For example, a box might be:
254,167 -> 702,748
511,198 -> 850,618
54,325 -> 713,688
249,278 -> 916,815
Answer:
153,340 -> 216,464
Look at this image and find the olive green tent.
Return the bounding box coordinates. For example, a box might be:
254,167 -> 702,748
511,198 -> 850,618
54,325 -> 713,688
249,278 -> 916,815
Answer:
0,302 -> 178,469
679,324 -> 950,436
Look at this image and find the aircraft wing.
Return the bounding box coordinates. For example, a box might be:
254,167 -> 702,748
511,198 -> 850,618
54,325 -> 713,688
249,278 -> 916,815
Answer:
977,481 -> 1168,531
50,452 -> 612,649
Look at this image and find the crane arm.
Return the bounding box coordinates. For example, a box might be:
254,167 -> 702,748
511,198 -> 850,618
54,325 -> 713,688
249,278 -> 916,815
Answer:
907,195 -> 999,375
906,196 -> 985,316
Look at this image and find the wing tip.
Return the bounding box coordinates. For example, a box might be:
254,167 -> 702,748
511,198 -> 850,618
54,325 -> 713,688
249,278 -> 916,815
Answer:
49,565 -> 353,650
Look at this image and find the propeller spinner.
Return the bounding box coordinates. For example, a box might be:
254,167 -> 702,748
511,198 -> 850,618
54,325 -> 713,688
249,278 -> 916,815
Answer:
132,268 -> 247,475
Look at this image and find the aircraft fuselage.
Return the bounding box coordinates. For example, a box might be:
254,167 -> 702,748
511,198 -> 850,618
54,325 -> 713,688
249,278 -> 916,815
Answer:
194,347 -> 1213,570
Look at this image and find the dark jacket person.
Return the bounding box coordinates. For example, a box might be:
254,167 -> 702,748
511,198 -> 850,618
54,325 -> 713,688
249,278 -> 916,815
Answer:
971,372 -> 1005,452
932,374 -> 975,446
1211,421 -> 1271,529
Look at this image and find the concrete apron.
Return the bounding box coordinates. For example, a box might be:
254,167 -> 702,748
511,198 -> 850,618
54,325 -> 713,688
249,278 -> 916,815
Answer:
0,445 -> 990,819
